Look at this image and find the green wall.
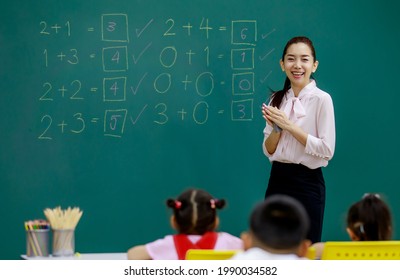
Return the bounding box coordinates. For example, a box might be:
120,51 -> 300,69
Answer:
1,0 -> 399,259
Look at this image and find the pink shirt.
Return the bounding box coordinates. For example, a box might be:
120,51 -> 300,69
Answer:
263,80 -> 335,169
145,232 -> 243,260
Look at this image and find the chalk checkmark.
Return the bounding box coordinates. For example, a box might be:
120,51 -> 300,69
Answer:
130,104 -> 148,125
261,28 -> 276,40
260,70 -> 272,84
259,48 -> 275,61
130,73 -> 148,95
132,42 -> 152,64
136,19 -> 154,38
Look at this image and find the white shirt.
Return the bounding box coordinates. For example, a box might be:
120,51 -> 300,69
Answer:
230,247 -> 307,260
263,80 -> 335,169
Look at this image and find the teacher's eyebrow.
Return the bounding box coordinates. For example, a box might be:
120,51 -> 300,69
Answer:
286,54 -> 311,58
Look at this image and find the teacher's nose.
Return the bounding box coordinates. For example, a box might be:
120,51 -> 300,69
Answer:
294,61 -> 301,68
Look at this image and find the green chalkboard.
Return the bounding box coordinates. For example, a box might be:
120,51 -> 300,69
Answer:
1,0 -> 399,259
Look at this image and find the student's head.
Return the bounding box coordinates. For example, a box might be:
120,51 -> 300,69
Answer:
346,193 -> 392,241
247,195 -> 310,254
166,188 -> 225,235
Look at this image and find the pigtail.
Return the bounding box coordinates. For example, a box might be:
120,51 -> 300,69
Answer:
166,198 -> 175,209
166,199 -> 183,210
210,198 -> 226,210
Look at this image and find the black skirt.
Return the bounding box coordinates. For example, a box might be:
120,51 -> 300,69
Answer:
265,161 -> 326,244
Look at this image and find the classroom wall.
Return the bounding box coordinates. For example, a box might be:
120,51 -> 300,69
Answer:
1,0 -> 399,259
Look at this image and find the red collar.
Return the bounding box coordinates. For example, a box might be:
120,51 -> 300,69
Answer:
173,232 -> 218,260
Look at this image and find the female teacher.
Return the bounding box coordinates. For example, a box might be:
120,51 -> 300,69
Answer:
262,36 -> 335,244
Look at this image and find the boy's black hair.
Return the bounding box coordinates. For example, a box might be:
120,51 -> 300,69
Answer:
250,194 -> 309,249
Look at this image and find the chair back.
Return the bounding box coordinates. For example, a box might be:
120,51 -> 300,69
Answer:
306,246 -> 316,260
185,249 -> 240,260
321,241 -> 400,260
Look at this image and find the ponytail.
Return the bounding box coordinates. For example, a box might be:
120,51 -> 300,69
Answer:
270,77 -> 290,108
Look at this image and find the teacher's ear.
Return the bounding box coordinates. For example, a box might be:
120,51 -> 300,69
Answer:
312,60 -> 319,73
279,59 -> 285,72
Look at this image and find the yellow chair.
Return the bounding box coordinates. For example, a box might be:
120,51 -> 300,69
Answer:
306,246 -> 317,260
185,249 -> 240,260
321,241 -> 400,260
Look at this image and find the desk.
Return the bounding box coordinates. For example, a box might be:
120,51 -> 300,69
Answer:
21,253 -> 127,260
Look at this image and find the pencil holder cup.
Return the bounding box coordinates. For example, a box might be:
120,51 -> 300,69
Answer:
26,229 -> 50,257
52,229 -> 75,256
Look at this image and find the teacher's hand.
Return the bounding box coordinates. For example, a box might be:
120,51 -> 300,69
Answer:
263,105 -> 292,131
261,103 -> 274,127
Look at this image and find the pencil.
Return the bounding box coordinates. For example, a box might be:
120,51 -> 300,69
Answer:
27,230 -> 38,256
27,222 -> 43,256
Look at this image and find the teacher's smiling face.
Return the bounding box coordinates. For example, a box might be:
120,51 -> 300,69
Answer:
280,42 -> 319,94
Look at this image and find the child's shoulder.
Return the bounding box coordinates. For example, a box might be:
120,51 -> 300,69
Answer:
216,232 -> 244,249
217,231 -> 239,238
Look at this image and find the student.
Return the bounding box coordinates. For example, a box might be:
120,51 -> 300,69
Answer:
127,188 -> 243,260
261,36 -> 336,244
312,193 -> 393,259
231,194 -> 311,260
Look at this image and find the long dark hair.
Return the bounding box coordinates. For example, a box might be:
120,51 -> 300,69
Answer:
166,188 -> 226,235
270,36 -> 317,108
347,194 -> 392,241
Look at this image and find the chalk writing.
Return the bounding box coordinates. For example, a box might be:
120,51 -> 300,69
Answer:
37,14 -> 277,139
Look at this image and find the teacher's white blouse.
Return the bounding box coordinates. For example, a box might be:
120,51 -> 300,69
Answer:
263,80 -> 336,169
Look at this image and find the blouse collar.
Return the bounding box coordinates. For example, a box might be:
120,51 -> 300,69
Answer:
286,79 -> 316,100
283,80 -> 316,121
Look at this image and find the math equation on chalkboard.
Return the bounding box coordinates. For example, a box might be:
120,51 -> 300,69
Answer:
37,14 -> 276,139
